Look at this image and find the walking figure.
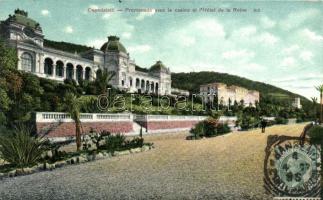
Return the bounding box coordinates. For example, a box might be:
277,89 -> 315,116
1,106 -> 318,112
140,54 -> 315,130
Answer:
261,119 -> 267,133
139,125 -> 143,138
300,122 -> 314,146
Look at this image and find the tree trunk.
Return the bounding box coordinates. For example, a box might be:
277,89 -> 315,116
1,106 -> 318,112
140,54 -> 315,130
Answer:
75,121 -> 81,151
321,93 -> 323,124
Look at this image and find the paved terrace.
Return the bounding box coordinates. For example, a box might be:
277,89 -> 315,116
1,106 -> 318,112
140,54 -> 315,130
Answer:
0,124 -> 306,200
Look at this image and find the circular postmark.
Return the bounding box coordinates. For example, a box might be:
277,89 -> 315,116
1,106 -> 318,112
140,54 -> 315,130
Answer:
264,135 -> 321,197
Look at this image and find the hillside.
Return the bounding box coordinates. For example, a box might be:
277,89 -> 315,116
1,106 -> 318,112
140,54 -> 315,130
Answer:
44,39 -> 92,54
171,71 -> 310,103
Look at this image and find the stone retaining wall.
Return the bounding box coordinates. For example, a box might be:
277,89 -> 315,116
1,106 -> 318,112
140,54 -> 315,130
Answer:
36,121 -> 133,137
135,115 -> 207,132
35,112 -> 237,138
138,120 -> 200,131
35,112 -> 134,138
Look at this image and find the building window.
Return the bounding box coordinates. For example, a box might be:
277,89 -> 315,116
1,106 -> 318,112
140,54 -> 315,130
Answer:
21,52 -> 33,72
56,61 -> 64,77
122,80 -> 125,86
44,58 -> 53,75
85,67 -> 91,80
66,63 -> 74,80
136,78 -> 140,88
76,65 -> 83,82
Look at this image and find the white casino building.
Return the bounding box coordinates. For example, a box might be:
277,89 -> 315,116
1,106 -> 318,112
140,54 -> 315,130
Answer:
0,9 -> 173,95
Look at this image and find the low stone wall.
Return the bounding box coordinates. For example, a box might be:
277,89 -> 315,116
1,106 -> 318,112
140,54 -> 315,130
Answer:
37,121 -> 133,138
146,120 -> 200,130
35,112 -> 237,137
35,112 -> 134,138
135,115 -> 207,133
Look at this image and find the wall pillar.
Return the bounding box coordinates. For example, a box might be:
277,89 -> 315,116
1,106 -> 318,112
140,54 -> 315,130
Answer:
147,82 -> 150,93
52,64 -> 56,77
38,56 -> 43,74
63,66 -> 67,79
92,70 -> 96,80
73,67 -> 77,80
151,83 -> 154,93
34,53 -> 39,73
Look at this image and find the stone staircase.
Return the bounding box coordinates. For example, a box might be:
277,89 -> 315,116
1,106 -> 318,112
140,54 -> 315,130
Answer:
128,121 -> 147,136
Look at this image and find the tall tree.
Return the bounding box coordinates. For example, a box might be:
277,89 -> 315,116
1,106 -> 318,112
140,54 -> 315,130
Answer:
0,40 -> 18,73
311,97 -> 318,121
315,85 -> 323,124
63,93 -> 82,151
94,69 -> 115,95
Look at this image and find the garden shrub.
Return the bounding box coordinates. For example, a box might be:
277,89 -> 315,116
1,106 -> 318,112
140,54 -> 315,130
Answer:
190,121 -> 205,139
275,117 -> 288,125
125,137 -> 144,149
83,130 -> 111,152
80,129 -> 150,153
216,123 -> 231,134
296,118 -> 304,123
308,125 -> 323,145
189,118 -> 231,139
0,126 -> 50,168
238,115 -> 259,130
104,133 -> 126,152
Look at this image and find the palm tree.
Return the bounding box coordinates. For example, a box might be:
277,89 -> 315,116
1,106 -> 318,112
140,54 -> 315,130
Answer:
95,69 -> 115,95
63,93 -> 82,151
311,97 -> 318,122
315,84 -> 323,124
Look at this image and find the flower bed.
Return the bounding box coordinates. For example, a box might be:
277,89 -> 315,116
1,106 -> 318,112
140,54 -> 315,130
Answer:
0,127 -> 153,180
0,144 -> 153,179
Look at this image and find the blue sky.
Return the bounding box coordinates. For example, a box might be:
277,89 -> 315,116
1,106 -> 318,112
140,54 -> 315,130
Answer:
0,0 -> 322,99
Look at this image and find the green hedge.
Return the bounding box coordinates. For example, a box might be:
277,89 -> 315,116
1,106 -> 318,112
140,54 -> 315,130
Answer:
275,117 -> 288,125
189,118 -> 231,139
308,125 -> 323,145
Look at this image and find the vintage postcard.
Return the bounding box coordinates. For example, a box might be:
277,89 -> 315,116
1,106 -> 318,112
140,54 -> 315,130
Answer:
0,0 -> 322,199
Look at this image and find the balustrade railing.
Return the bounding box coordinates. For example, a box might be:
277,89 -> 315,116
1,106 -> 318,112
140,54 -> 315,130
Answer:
135,114 -> 207,121
37,112 -> 239,123
36,112 -> 133,122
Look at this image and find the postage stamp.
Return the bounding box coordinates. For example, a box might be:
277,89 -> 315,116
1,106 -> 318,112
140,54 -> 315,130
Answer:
264,135 -> 321,198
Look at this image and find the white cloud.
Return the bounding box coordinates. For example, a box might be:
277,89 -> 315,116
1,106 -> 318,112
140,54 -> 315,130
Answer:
121,32 -> 132,39
300,50 -> 313,62
128,45 -> 152,53
258,32 -> 279,46
86,38 -> 106,49
178,35 -> 196,47
233,25 -> 257,37
231,27 -> 279,47
260,16 -> 276,29
136,9 -> 155,21
172,63 -> 227,73
273,73 -> 323,83
84,4 -> 100,14
64,26 -> 74,34
41,9 -> 50,16
89,4 -> 99,10
280,57 -> 297,67
302,28 -> 323,41
282,46 -> 313,63
165,18 -> 225,49
191,18 -> 225,38
222,49 -> 255,60
282,45 -> 300,54
247,63 -> 265,71
102,13 -> 111,19
280,8 -> 320,30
